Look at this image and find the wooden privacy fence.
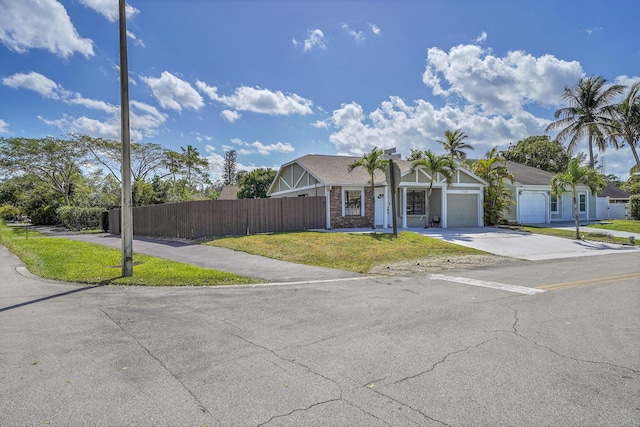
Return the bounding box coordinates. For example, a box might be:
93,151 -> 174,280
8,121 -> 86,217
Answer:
109,197 -> 326,239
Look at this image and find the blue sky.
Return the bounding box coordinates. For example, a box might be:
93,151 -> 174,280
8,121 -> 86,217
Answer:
1,0 -> 638,180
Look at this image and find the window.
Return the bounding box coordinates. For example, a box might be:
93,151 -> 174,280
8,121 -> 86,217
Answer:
550,196 -> 558,213
344,190 -> 361,216
579,193 -> 586,213
406,190 -> 425,215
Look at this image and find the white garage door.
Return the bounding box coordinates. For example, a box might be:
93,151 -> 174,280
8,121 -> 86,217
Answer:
447,194 -> 479,228
520,192 -> 546,223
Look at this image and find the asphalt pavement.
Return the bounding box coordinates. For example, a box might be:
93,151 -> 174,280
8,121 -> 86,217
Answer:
1,243 -> 639,426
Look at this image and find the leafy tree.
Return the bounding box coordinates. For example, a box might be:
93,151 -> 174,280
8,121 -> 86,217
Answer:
162,149 -> 183,181
621,174 -> 640,195
75,134 -> 167,182
628,195 -> 640,220
347,147 -> 388,228
438,129 -> 474,160
223,150 -> 238,185
602,173 -> 623,188
180,144 -> 209,187
410,150 -> 457,227
0,136 -> 88,205
545,76 -> 625,168
73,170 -> 120,209
608,80 -> 640,173
236,168 -> 277,199
471,147 -> 514,226
501,135 -> 570,173
550,158 -> 606,239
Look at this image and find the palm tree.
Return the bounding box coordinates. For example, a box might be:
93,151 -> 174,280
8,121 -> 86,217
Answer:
411,150 -> 457,228
471,147 -> 514,226
609,81 -> 640,173
180,144 -> 209,187
348,147 -> 388,229
546,76 -> 625,168
438,129 -> 474,160
550,158 -> 606,239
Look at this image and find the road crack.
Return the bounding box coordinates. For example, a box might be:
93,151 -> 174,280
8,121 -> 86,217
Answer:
99,307 -> 217,422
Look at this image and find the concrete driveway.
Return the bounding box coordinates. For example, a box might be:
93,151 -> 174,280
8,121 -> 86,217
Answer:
329,226 -> 640,261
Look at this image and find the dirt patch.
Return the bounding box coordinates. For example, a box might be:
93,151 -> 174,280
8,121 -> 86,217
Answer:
369,254 -> 519,275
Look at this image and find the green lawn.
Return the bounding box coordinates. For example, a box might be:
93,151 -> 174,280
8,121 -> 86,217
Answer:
508,224 -> 631,244
585,220 -> 640,234
0,224 -> 258,286
204,231 -> 484,273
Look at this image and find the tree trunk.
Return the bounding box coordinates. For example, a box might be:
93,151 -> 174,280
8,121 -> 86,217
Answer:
588,134 -> 595,169
425,184 -> 434,228
630,144 -> 640,173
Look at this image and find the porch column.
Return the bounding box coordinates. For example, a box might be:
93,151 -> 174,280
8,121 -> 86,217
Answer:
383,186 -> 389,228
401,186 -> 407,228
441,187 -> 447,228
325,187 -> 331,229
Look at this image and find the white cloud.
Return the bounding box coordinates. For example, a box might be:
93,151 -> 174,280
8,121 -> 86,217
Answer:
204,145 -> 260,180
368,23 -> 381,35
311,119 -> 329,129
67,94 -> 119,114
200,85 -> 313,116
230,138 -> 295,156
142,71 -> 204,112
293,29 -> 326,52
2,72 -> 61,99
342,24 -> 365,42
422,42 -> 584,115
126,30 -> 145,47
475,32 -> 487,43
0,119 -> 8,133
327,97 -> 550,158
221,110 -> 241,123
0,0 -> 94,58
78,0 -> 139,22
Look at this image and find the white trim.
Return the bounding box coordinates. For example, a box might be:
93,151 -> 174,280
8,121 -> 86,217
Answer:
325,187 -> 331,229
402,187 -> 407,228
342,187 -> 365,217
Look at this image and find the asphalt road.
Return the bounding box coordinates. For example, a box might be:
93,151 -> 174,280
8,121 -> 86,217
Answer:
1,245 -> 639,426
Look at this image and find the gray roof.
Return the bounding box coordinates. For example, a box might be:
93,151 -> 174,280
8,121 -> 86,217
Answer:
218,185 -> 239,200
505,161 -> 555,186
599,184 -> 630,199
295,154 -> 414,185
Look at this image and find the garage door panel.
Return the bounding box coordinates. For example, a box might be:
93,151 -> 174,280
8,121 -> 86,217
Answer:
520,193 -> 546,223
447,194 -> 478,228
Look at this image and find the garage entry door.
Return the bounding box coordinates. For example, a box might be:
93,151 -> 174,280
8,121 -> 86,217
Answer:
520,192 -> 546,223
447,194 -> 479,228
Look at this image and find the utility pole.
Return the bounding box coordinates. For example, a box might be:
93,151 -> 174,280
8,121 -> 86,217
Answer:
119,0 -> 133,276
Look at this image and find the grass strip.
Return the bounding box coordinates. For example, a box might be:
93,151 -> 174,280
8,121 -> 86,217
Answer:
0,223 -> 258,286
584,220 -> 640,234
508,225 -> 631,245
205,231 -> 484,273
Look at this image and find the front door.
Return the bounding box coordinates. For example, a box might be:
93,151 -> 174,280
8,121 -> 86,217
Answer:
375,188 -> 385,227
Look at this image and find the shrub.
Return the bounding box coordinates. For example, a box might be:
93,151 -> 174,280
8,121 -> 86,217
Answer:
56,206 -> 106,230
628,195 -> 640,220
0,204 -> 20,221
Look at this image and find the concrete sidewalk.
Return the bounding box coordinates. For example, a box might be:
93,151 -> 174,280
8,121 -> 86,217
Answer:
33,227 -> 362,283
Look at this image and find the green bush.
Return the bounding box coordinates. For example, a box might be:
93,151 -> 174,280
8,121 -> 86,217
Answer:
629,195 -> 640,220
0,204 -> 20,221
56,206 -> 106,230
30,205 -> 58,225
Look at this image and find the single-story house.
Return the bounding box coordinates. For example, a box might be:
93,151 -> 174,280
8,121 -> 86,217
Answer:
503,161 -> 599,224
268,154 -> 487,229
596,184 -> 631,220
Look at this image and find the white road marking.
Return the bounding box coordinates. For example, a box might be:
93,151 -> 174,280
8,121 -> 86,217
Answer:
430,274 -> 546,295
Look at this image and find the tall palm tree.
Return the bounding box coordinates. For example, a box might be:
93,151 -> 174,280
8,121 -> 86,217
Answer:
609,80 -> 640,173
471,147 -> 514,226
411,150 -> 457,228
546,75 -> 625,168
348,147 -> 388,229
438,129 -> 474,160
550,158 -> 606,239
180,144 -> 209,186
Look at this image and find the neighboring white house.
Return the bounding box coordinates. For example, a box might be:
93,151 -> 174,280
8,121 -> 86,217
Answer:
503,161 -> 599,224
268,154 -> 487,229
596,184 -> 631,220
